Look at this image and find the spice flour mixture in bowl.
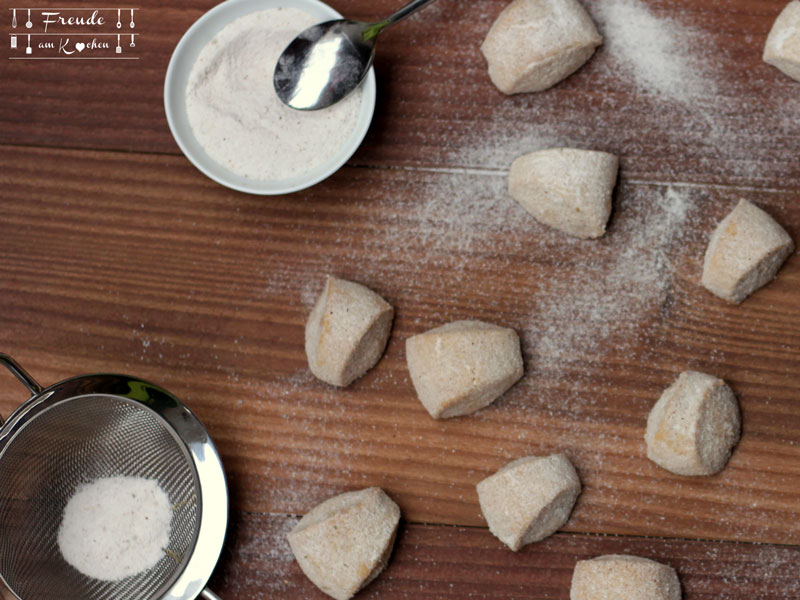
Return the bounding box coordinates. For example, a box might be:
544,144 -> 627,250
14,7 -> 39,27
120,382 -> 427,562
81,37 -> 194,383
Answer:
164,0 -> 377,195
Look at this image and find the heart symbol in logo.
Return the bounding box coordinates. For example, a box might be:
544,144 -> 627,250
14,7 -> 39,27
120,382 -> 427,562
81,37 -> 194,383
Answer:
75,42 -> 85,52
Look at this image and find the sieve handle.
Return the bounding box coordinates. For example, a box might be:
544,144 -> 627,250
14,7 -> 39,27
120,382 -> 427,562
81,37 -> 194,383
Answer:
0,354 -> 42,426
0,354 -> 42,395
200,589 -> 222,600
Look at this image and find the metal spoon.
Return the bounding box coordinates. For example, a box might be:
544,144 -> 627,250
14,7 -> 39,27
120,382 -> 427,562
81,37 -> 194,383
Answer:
274,0 -> 439,111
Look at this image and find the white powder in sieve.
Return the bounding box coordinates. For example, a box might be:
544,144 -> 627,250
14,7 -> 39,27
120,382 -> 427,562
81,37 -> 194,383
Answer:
58,476 -> 173,581
185,8 -> 362,182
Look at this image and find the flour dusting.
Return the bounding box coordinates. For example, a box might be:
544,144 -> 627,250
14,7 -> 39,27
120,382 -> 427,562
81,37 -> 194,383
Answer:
531,186 -> 694,373
592,0 -> 714,102
218,515 -> 299,598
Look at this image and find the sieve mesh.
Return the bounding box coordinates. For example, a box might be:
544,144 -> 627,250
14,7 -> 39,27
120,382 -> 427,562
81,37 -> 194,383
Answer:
0,395 -> 200,600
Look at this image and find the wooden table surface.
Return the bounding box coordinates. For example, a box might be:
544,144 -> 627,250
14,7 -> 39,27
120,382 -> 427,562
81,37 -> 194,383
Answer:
1,0 -> 799,598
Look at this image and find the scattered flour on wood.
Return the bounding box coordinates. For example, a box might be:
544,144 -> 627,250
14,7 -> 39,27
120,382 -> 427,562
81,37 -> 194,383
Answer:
692,543 -> 800,599
383,169 -> 518,256
58,476 -> 172,581
592,0 -> 715,102
219,515 -> 298,597
530,186 -> 695,373
238,369 -> 373,511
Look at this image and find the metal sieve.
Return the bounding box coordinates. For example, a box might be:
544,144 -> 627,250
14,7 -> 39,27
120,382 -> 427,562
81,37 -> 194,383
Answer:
0,354 -> 228,600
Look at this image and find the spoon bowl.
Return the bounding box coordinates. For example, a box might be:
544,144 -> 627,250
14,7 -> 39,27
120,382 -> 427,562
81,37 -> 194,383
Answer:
274,20 -> 375,111
274,0 -> 438,110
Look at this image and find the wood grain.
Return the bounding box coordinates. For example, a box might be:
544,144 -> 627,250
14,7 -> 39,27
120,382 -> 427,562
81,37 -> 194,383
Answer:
0,1 -> 798,189
1,145 -> 798,548
208,512 -> 800,599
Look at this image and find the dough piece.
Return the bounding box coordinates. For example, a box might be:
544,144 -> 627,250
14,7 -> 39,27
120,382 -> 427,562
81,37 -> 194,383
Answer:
508,148 -> 619,239
305,276 -> 394,387
570,554 -> 681,600
477,453 -> 581,551
405,320 -> 523,419
287,487 -> 401,600
481,0 -> 602,94
764,1 -> 800,82
645,371 -> 741,476
701,199 -> 794,303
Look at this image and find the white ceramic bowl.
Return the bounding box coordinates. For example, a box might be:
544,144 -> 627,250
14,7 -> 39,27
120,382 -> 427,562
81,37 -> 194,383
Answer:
164,0 -> 376,195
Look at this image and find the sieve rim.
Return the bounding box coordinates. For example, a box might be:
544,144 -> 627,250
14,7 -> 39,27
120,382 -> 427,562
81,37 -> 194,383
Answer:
0,373 -> 228,600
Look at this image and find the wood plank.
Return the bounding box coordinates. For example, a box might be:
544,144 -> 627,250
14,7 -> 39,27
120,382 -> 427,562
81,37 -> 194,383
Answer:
208,512 -> 800,599
0,145 -> 798,545
0,1 -> 798,189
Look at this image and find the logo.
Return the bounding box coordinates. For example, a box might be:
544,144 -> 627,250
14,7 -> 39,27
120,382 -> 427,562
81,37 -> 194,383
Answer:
8,7 -> 139,60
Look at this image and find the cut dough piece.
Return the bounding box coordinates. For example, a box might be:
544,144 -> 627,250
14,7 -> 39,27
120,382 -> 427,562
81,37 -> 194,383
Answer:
508,148 -> 619,239
701,199 -> 794,303
287,487 -> 401,600
477,453 -> 581,551
305,276 -> 394,387
405,320 -> 523,419
570,554 -> 681,600
481,0 -> 602,94
645,371 -> 741,477
764,1 -> 800,82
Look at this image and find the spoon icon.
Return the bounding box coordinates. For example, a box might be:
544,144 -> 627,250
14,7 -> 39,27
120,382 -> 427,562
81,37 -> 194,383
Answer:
25,9 -> 32,29
274,0 -> 439,110
116,9 -> 121,29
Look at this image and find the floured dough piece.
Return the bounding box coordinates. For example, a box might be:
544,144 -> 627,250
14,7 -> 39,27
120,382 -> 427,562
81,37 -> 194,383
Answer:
287,487 -> 401,600
305,276 -> 394,386
570,554 -> 681,600
645,371 -> 741,476
764,1 -> 800,82
701,199 -> 794,303
477,453 -> 581,551
509,148 -> 619,239
405,320 -> 523,419
481,0 -> 602,94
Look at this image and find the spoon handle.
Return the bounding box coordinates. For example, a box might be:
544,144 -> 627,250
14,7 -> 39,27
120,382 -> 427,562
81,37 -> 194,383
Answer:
366,0 -> 439,39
